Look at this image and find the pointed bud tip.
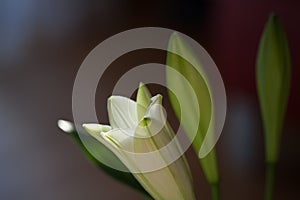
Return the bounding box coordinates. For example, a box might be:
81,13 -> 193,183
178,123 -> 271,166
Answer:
267,12 -> 282,29
169,32 -> 182,47
269,12 -> 278,20
139,82 -> 145,88
150,94 -> 163,105
170,32 -> 180,40
138,82 -> 151,95
83,123 -> 112,135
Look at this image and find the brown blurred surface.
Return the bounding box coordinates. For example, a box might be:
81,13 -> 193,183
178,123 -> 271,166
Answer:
0,0 -> 299,199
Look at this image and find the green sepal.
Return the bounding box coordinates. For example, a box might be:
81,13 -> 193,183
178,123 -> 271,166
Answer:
136,82 -> 152,121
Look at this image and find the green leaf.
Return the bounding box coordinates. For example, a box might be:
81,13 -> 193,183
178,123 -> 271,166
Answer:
256,14 -> 291,163
166,33 -> 219,185
57,120 -> 151,198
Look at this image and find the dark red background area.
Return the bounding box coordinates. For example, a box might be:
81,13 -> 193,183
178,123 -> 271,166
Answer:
0,1 -> 299,199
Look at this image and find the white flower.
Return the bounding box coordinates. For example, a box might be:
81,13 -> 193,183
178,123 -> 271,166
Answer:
83,83 -> 196,200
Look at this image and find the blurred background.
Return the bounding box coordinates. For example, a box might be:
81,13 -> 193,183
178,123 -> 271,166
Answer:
0,0 -> 299,199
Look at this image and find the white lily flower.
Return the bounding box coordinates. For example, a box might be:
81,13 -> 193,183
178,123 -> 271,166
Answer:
83,83 -> 196,200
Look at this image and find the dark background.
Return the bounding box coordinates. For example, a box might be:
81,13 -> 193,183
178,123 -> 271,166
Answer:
0,0 -> 299,199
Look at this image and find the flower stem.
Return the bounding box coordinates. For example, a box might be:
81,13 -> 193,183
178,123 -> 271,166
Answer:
211,182 -> 220,200
265,162 -> 277,200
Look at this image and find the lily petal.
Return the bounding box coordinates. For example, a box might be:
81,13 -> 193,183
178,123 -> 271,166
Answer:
82,123 -> 111,142
108,96 -> 139,129
100,124 -> 196,200
83,84 -> 196,200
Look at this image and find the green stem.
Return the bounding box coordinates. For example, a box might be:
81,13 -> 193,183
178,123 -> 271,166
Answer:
265,162 -> 277,200
211,182 -> 220,200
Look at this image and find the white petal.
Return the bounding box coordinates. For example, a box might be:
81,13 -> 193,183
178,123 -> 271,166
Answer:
82,123 -> 112,144
101,128 -> 196,200
82,123 -> 111,134
145,95 -> 166,123
136,95 -> 167,138
108,96 -> 138,129
83,94 -> 196,199
135,159 -> 196,200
